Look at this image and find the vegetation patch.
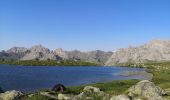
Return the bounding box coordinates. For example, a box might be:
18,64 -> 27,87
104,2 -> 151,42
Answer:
0,59 -> 99,66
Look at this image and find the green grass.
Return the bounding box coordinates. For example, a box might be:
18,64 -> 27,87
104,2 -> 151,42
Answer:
23,80 -> 139,100
63,79 -> 139,95
148,69 -> 170,89
0,59 -> 99,66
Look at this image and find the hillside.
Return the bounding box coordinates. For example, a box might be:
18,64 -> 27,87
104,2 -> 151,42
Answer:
106,39 -> 170,66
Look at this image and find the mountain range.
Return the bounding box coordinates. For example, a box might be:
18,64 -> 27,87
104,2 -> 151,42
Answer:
0,45 -> 112,65
1,39 -> 170,66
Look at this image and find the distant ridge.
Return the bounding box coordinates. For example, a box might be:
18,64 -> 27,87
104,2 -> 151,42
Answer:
0,45 -> 112,65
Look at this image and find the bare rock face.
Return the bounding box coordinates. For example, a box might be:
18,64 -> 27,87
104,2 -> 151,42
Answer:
106,40 -> 170,66
53,48 -> 68,59
110,94 -> 130,100
21,45 -> 58,60
0,47 -> 29,60
128,80 -> 166,100
0,90 -> 23,100
6,47 -> 28,54
65,50 -> 112,65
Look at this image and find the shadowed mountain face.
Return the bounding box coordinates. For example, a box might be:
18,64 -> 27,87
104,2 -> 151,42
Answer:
0,45 -> 112,65
105,40 -> 170,66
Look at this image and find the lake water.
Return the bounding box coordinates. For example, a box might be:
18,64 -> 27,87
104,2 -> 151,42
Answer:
0,65 -> 147,92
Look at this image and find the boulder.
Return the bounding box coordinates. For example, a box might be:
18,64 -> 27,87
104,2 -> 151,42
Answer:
58,93 -> 72,100
0,90 -> 23,100
73,92 -> 86,100
110,94 -> 130,100
83,86 -> 100,93
128,80 -> 166,100
165,88 -> 170,95
52,84 -> 66,93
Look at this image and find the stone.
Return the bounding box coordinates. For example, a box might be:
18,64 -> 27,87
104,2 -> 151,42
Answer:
83,86 -> 100,93
0,90 -> 23,100
128,80 -> 166,100
58,93 -> 72,100
52,84 -> 66,93
165,88 -> 170,95
74,92 -> 86,99
110,94 -> 130,100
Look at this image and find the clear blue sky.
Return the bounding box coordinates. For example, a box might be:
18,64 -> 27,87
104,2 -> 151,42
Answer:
0,0 -> 170,51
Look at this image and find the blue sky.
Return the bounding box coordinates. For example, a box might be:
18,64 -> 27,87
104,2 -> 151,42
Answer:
0,0 -> 170,51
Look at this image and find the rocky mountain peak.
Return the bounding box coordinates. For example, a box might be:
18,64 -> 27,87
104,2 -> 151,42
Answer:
6,47 -> 28,53
30,45 -> 50,53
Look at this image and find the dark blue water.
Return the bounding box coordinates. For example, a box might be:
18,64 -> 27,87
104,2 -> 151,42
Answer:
0,65 -> 146,92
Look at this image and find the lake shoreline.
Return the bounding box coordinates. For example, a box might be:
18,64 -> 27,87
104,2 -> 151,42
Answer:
0,65 -> 147,93
0,63 -> 170,99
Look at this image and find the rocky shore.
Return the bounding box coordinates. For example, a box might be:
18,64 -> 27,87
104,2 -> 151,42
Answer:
0,80 -> 169,100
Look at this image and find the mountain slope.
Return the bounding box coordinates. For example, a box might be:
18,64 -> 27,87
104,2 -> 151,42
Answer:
20,45 -> 59,60
105,40 -> 170,66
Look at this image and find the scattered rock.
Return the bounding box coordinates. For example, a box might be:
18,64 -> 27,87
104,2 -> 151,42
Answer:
85,97 -> 94,100
73,92 -> 86,99
110,94 -> 130,100
52,84 -> 66,93
128,80 -> 166,100
83,86 -> 100,93
58,93 -> 72,100
165,88 -> 170,95
0,90 -> 23,100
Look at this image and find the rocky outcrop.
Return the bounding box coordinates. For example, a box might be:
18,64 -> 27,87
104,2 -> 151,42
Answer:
73,86 -> 110,100
12,80 -> 167,100
110,94 -> 130,100
54,48 -> 68,59
106,40 -> 170,66
0,90 -> 23,100
83,86 -> 100,93
128,80 -> 166,100
20,45 -> 59,60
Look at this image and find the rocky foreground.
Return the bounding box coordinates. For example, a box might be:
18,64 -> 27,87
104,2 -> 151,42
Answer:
0,80 -> 169,100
